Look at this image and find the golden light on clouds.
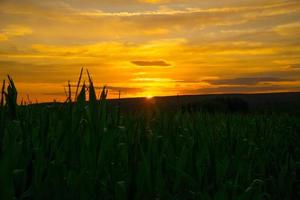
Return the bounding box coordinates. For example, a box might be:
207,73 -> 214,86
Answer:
0,25 -> 32,41
0,0 -> 299,102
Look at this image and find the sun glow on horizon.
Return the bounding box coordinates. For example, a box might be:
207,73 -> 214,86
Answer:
146,95 -> 153,99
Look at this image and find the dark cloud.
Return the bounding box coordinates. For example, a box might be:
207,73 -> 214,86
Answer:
131,60 -> 171,67
184,85 -> 300,94
246,69 -> 300,80
290,64 -> 300,69
205,77 -> 295,86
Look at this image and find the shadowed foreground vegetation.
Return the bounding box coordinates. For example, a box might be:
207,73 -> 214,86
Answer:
0,72 -> 299,199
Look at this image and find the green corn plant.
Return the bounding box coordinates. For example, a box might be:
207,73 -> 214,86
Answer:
4,75 -> 17,120
100,85 -> 108,101
75,67 -> 83,100
0,80 -> 5,107
0,79 -> 6,130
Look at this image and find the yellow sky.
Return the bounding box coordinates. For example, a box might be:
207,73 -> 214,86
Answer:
0,0 -> 300,102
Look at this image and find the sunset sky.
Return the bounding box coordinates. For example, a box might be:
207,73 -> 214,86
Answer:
0,0 -> 300,102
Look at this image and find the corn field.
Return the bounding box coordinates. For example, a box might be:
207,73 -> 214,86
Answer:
0,72 -> 299,200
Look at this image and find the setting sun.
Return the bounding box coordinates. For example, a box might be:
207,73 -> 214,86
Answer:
146,95 -> 153,99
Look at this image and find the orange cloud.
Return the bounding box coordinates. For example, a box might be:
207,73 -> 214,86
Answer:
131,60 -> 171,66
0,25 -> 32,41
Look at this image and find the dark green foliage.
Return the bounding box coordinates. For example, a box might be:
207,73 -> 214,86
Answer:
1,80 -> 5,107
0,74 -> 299,200
4,75 -> 18,119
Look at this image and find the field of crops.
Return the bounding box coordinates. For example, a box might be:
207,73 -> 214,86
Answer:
0,75 -> 299,199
